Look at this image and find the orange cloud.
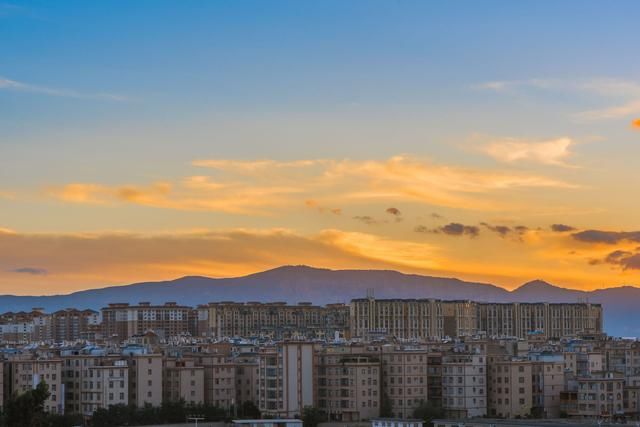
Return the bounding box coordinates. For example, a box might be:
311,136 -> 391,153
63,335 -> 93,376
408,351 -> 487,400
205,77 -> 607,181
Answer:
632,119 -> 640,129
46,155 -> 578,216
0,228 -> 444,294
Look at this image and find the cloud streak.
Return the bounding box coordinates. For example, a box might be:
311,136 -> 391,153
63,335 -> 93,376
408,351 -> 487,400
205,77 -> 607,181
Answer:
9,267 -> 48,275
47,155 -> 578,214
0,76 -> 127,101
416,222 -> 480,238
0,228 -> 441,293
482,137 -> 576,167
479,77 -> 640,121
572,229 -> 640,245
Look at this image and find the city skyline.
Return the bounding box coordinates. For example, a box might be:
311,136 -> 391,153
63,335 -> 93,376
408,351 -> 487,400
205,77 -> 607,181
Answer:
2,1 -> 640,294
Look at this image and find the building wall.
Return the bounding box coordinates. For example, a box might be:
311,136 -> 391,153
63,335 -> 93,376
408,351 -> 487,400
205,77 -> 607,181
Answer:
442,354 -> 487,419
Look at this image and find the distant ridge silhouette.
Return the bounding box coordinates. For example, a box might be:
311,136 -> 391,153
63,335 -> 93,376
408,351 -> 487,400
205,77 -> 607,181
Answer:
1,265 -> 638,336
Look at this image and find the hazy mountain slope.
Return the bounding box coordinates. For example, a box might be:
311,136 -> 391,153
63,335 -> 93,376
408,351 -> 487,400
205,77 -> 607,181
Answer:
0,265 -> 638,336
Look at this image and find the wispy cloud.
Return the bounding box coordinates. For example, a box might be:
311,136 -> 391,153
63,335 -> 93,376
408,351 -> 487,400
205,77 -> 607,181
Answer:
590,249 -> 640,271
478,77 -> 640,121
482,137 -> 576,167
47,155 -> 579,214
572,229 -> 640,245
0,228 -> 441,292
415,222 -> 480,238
9,267 -> 48,275
0,76 -> 127,101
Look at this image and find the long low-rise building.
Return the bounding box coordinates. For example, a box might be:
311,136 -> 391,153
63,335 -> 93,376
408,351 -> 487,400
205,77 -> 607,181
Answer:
350,298 -> 603,340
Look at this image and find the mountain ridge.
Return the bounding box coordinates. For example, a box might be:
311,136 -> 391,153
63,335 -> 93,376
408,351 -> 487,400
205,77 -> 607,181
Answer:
1,265 -> 639,336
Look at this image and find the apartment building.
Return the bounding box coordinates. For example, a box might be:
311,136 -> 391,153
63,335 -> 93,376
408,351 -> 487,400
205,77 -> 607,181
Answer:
380,345 -> 429,419
234,353 -> 260,406
427,352 -> 443,409
60,349 -> 128,415
50,309 -> 101,342
187,349 -> 237,409
316,346 -> 381,421
441,353 -> 487,419
8,357 -> 63,414
351,298 -> 602,341
101,302 -> 194,341
529,352 -> 565,418
197,302 -> 350,340
81,360 -> 128,416
350,298 -> 443,340
258,342 -> 314,418
125,353 -> 163,407
487,358 -> 532,418
565,372 -> 625,418
163,358 -> 204,405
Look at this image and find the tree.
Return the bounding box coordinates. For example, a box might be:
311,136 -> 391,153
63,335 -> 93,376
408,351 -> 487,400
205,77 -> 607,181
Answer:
413,401 -> 444,426
4,380 -> 51,427
379,392 -> 393,418
302,406 -> 327,427
239,401 -> 261,419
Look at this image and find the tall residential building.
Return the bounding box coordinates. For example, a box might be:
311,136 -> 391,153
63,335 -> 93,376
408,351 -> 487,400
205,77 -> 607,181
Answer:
529,352 -> 565,418
350,298 -> 443,340
565,372 -> 625,418
487,357 -> 532,418
316,347 -> 381,421
8,358 -> 63,414
163,358 -> 205,405
380,345 -> 429,419
441,353 -> 487,419
258,342 -> 314,418
80,360 -> 128,416
234,353 -> 260,407
101,302 -> 194,341
197,302 -> 349,340
51,309 -> 101,342
125,353 -> 163,408
351,298 -> 603,340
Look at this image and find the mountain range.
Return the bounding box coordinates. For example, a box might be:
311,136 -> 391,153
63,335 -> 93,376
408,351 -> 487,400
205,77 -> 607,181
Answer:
1,265 -> 639,337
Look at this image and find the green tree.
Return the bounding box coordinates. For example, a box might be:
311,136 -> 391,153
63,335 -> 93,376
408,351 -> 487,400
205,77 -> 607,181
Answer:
380,392 -> 393,418
239,400 -> 261,419
4,380 -> 51,427
301,406 -> 327,427
413,401 -> 444,426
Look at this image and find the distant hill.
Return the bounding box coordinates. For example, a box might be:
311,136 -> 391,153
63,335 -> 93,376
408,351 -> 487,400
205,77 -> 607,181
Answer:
1,265 -> 638,337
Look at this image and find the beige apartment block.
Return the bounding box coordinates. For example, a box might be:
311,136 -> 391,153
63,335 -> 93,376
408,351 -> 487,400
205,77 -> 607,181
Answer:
529,352 -> 565,418
101,302 -> 194,341
316,348 -> 381,421
163,358 -> 205,405
258,342 -> 314,418
9,358 -> 63,414
80,360 -> 128,416
197,302 -> 350,340
61,353 -> 122,414
380,346 -> 429,419
126,354 -> 163,407
234,353 -> 260,406
570,372 -> 625,418
193,352 -> 237,409
351,298 -> 602,341
487,358 -> 532,418
441,353 -> 487,419
350,298 -> 444,340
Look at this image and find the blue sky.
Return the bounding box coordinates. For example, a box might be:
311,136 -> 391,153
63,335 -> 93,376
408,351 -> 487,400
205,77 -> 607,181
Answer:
1,1 -> 640,293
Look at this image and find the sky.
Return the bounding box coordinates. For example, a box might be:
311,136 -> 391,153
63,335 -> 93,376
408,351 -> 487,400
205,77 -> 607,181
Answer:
1,1 -> 640,295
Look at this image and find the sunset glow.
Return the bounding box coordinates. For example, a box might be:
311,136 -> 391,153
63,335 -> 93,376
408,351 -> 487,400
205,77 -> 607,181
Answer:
2,1 -> 640,295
